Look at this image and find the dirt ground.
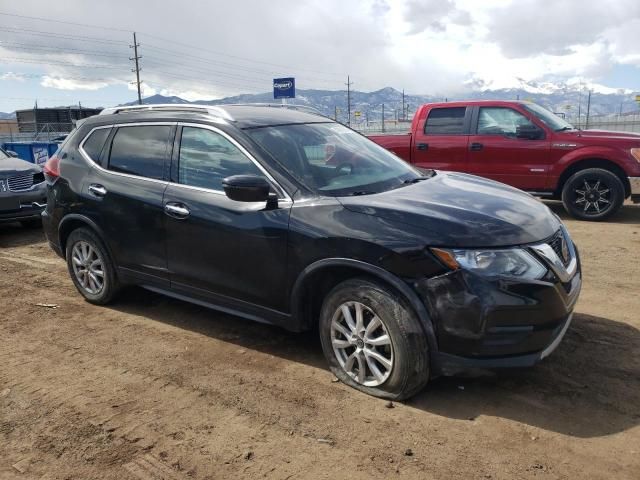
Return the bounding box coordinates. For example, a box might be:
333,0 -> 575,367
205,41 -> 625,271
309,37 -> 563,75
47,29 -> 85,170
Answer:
1,201 -> 639,480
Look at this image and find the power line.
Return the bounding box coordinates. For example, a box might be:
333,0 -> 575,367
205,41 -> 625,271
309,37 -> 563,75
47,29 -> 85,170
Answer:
0,57 -> 129,68
0,43 -> 128,58
0,26 -> 127,45
0,11 -> 132,33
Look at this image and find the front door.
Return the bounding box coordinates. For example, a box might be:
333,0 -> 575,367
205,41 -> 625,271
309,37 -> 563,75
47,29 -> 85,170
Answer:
411,106 -> 470,172
164,124 -> 291,313
467,106 -> 550,190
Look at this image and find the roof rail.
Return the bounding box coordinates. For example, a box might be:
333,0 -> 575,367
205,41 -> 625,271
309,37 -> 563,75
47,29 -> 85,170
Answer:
98,104 -> 234,121
223,103 -> 330,119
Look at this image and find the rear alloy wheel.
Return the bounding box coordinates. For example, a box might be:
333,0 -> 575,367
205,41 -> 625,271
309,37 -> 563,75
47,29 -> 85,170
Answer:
561,168 -> 624,221
319,278 -> 430,400
66,228 -> 120,304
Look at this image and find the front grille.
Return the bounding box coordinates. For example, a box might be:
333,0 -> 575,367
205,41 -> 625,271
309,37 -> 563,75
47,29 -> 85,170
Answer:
548,229 -> 570,266
8,173 -> 35,192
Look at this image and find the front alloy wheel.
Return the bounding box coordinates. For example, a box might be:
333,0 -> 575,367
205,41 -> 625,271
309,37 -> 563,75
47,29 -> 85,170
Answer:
330,301 -> 394,387
319,278 -> 430,400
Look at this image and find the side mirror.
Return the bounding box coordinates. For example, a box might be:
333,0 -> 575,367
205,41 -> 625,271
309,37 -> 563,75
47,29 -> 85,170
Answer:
516,124 -> 543,140
222,175 -> 272,203
7,150 -> 18,158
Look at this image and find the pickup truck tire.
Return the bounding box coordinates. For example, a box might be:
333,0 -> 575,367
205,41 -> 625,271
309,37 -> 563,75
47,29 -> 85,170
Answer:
561,168 -> 624,221
319,278 -> 430,400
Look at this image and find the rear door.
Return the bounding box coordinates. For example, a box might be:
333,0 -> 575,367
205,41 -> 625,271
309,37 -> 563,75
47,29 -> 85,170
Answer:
410,106 -> 471,172
81,122 -> 174,287
467,106 -> 550,190
164,124 -> 291,313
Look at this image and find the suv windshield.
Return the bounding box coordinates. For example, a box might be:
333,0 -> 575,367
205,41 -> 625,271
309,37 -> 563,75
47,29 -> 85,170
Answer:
522,102 -> 575,132
245,122 -> 423,196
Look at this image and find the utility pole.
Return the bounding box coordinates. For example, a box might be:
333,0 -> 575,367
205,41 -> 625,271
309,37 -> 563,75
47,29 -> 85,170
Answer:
345,75 -> 353,127
402,89 -> 405,121
382,104 -> 385,133
130,32 -> 143,105
585,90 -> 591,130
334,105 -> 338,122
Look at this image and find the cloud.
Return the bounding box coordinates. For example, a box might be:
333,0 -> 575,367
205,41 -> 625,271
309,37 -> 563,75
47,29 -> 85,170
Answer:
486,0 -> 640,59
41,76 -> 110,90
404,0 -> 471,34
0,72 -> 27,81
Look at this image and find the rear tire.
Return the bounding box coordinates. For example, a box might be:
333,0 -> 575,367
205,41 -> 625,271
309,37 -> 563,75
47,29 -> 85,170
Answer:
561,168 -> 624,221
65,228 -> 120,304
319,278 -> 430,400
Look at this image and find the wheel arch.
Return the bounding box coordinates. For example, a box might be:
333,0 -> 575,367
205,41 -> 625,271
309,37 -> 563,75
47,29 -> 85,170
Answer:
290,258 -> 439,369
58,214 -> 114,260
555,157 -> 631,198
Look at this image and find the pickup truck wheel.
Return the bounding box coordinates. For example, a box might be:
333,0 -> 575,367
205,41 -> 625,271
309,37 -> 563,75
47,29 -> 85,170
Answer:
561,168 -> 624,221
319,278 -> 430,400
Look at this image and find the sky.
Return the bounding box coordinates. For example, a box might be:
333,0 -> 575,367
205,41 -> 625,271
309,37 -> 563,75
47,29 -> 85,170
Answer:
0,0 -> 639,112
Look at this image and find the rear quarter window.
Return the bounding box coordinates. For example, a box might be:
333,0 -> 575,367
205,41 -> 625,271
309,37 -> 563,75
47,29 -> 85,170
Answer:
424,107 -> 467,135
81,128 -> 111,163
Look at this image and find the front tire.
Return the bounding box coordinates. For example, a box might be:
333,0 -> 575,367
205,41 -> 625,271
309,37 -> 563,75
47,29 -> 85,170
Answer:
561,168 -> 624,221
319,278 -> 430,400
65,228 -> 120,304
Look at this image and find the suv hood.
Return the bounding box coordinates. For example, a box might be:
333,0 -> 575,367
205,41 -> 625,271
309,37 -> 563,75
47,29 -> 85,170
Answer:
338,172 -> 560,248
0,157 -> 41,176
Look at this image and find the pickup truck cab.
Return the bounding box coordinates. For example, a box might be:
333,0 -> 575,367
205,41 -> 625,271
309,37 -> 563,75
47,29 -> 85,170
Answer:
369,100 -> 640,220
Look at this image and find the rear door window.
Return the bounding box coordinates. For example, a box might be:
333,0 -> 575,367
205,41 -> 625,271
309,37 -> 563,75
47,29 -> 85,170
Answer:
81,128 -> 111,163
108,125 -> 171,180
424,107 -> 467,135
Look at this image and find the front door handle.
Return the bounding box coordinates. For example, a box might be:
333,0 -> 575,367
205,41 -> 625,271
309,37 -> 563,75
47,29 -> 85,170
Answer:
469,142 -> 483,151
164,203 -> 190,219
416,142 -> 429,151
88,184 -> 107,197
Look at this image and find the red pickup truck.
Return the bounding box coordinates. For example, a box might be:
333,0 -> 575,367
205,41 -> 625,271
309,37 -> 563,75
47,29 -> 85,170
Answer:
368,100 -> 640,220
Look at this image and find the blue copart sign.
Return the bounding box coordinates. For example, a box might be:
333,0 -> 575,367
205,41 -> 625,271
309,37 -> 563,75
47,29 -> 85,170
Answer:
273,78 -> 295,99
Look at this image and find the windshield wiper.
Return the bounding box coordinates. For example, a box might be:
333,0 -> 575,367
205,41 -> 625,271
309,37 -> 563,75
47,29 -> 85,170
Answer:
403,177 -> 429,184
349,190 -> 376,196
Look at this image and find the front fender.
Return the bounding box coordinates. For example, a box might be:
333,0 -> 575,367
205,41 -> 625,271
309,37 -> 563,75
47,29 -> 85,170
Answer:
549,145 -> 629,185
290,257 -> 441,373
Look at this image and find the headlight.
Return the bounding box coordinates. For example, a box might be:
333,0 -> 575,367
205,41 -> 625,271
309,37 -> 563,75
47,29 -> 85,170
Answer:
432,247 -> 547,280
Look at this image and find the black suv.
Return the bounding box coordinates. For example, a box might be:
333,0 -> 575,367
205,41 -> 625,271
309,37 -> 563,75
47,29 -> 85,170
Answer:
43,104 -> 581,399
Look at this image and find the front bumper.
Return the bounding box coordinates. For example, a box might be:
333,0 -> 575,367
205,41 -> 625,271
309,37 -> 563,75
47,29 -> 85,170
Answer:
415,240 -> 581,375
0,183 -> 47,223
629,176 -> 640,203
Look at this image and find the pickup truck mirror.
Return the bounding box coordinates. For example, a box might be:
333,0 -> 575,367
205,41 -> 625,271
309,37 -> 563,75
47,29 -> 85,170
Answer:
516,124 -> 544,140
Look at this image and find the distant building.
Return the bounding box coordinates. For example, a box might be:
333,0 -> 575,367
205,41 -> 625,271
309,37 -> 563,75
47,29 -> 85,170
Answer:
16,107 -> 102,133
0,119 -> 18,136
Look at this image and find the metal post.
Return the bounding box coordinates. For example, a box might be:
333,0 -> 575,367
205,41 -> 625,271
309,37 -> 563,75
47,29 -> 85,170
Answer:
382,104 -> 385,133
585,90 -> 591,130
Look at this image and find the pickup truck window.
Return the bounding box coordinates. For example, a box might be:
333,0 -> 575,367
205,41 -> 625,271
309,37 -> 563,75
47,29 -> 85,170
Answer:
424,107 -> 466,135
477,107 -> 533,136
522,102 -> 575,131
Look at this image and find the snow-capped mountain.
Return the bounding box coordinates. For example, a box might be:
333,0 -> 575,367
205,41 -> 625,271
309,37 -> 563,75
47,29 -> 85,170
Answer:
124,81 -> 640,122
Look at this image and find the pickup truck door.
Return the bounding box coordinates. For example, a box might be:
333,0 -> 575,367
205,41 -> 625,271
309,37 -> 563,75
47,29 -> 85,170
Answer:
411,106 -> 471,172
466,106 -> 550,191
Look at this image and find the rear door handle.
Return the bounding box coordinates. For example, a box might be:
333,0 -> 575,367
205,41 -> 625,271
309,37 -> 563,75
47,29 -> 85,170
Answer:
88,184 -> 107,197
416,143 -> 428,151
469,142 -> 483,151
164,202 -> 190,219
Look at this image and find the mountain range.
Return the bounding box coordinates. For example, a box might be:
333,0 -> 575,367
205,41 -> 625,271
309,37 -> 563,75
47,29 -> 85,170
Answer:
2,82 -> 638,121
122,83 -> 639,123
